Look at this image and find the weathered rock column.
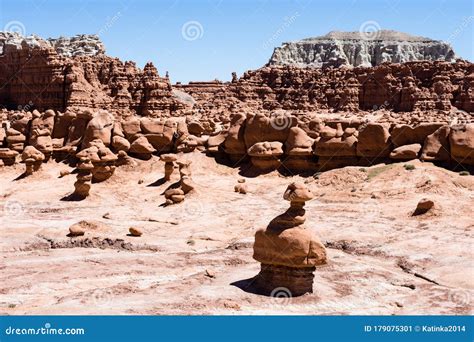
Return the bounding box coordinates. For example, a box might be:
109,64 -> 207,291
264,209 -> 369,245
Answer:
160,153 -> 177,181
253,182 -> 327,296
73,158 -> 93,199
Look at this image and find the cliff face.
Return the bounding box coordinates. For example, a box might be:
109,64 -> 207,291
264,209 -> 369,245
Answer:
0,32 -> 185,115
0,32 -> 104,57
268,30 -> 456,68
177,61 -> 474,114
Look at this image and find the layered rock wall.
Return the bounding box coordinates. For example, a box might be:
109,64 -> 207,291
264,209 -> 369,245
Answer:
268,30 -> 456,68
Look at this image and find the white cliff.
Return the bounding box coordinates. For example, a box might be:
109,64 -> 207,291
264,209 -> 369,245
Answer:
268,30 -> 456,68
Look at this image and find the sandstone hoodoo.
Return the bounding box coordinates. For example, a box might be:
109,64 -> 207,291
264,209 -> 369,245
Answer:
253,183 -> 327,296
268,30 -> 456,68
160,153 -> 178,181
164,159 -> 196,204
0,16 -> 473,317
21,146 -> 45,176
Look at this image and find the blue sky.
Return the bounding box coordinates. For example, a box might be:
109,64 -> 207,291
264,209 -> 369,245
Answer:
1,0 -> 472,83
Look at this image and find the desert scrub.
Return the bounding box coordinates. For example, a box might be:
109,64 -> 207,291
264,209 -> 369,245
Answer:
404,164 -> 416,171
459,171 -> 470,176
366,164 -> 395,181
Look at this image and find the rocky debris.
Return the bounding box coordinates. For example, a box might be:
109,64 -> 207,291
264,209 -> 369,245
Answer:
413,198 -> 435,216
21,146 -> 45,175
234,180 -> 248,194
389,143 -> 422,160
129,227 -> 143,237
160,153 -> 177,181
253,182 -> 327,296
268,30 -> 456,68
68,220 -> 111,236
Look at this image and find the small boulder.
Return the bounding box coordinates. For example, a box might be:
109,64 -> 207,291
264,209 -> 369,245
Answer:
69,223 -> 85,236
413,198 -> 434,216
234,183 -> 248,194
389,143 -> 421,160
129,227 -> 143,237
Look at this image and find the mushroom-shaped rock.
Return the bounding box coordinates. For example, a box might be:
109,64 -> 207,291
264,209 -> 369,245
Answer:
21,146 -> 45,175
252,182 -> 327,296
0,148 -> 19,166
247,141 -> 284,170
160,153 -> 177,181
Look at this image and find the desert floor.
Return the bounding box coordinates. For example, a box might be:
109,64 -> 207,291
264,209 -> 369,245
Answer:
0,152 -> 473,314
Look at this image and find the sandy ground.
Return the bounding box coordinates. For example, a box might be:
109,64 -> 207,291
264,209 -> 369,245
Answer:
0,152 -> 473,315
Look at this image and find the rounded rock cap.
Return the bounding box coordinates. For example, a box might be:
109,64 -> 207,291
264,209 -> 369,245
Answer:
160,153 -> 177,162
283,182 -> 314,202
